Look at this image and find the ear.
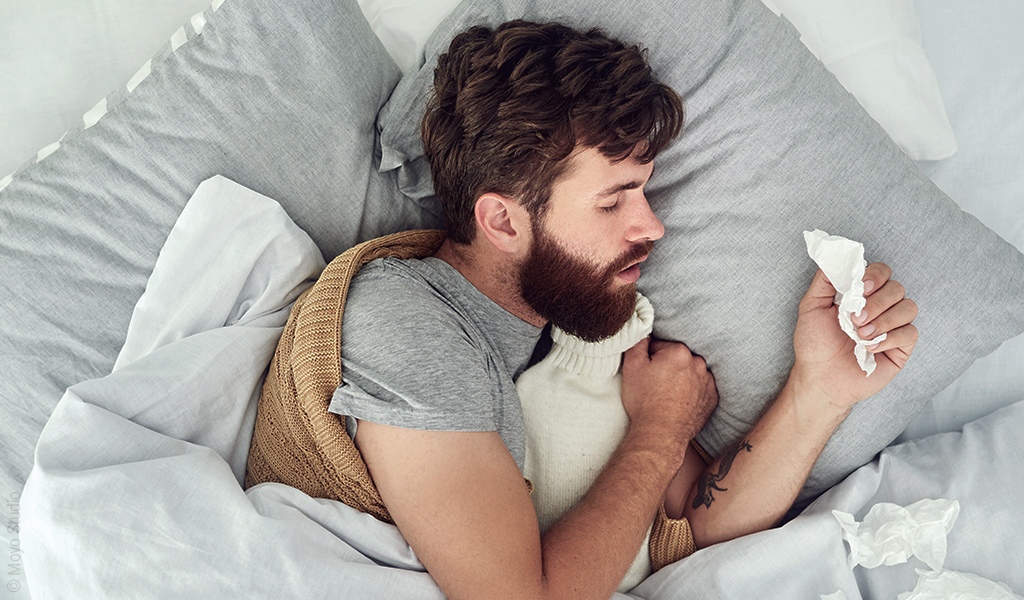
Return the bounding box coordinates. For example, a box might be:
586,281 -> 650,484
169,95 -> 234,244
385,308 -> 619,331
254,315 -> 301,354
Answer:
474,192 -> 531,255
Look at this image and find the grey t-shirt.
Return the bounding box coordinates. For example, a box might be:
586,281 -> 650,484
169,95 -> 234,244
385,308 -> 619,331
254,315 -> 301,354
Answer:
327,256 -> 543,470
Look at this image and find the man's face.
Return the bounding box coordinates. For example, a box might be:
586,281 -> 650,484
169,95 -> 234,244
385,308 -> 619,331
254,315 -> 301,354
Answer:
517,146 -> 664,342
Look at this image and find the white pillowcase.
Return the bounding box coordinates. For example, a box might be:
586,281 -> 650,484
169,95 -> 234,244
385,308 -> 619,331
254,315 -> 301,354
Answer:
357,0 -> 464,73
761,0 -> 956,161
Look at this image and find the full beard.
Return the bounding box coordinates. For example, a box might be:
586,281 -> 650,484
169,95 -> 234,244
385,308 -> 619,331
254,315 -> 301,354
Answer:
517,224 -> 653,343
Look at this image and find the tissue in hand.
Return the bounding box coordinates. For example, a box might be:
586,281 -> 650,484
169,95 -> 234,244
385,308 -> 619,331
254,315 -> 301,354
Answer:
833,498 -> 960,571
803,229 -> 887,375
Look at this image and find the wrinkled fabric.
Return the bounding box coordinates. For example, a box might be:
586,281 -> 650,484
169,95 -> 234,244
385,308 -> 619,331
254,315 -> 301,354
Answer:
22,178 -> 1024,600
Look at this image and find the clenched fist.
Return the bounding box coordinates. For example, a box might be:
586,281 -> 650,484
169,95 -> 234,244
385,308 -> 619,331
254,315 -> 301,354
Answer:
621,336 -> 718,449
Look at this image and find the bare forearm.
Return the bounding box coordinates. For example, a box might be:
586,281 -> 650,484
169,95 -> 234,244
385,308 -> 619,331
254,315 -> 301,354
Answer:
680,262 -> 920,548
538,423 -> 687,600
683,377 -> 849,547
359,336 -> 719,600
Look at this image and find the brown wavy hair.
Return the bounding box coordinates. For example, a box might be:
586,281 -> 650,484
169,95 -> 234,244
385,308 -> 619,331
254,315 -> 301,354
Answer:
421,20 -> 684,245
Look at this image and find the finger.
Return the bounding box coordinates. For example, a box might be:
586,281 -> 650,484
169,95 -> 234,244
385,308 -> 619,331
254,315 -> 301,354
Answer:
648,337 -> 675,354
650,338 -> 696,361
860,295 -> 917,339
800,268 -> 838,312
870,324 -> 918,370
704,370 -> 719,405
862,262 -> 893,296
853,278 -> 906,326
868,322 -> 918,354
856,294 -> 916,340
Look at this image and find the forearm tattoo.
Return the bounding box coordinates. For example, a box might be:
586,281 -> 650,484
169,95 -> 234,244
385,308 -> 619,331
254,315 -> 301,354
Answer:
691,440 -> 753,510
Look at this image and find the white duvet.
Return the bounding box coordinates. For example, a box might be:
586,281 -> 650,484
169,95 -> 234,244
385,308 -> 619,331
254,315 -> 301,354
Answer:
21,176 -> 1024,599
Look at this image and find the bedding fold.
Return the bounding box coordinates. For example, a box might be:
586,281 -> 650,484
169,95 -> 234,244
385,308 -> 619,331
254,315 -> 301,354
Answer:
21,177 -> 1024,599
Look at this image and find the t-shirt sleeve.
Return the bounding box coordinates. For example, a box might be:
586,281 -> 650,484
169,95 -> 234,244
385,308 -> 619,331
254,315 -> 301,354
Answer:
327,262 -> 496,434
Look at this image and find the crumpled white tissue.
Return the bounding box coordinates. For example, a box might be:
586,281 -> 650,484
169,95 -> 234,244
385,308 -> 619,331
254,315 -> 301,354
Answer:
897,569 -> 1024,600
833,498 -> 960,571
804,229 -> 887,375
821,590 -> 849,600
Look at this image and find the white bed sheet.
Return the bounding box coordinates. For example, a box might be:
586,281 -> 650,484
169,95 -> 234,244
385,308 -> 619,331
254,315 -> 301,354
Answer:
898,0 -> 1024,443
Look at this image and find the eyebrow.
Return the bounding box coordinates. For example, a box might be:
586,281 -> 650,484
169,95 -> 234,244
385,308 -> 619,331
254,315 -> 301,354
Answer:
593,180 -> 643,200
590,164 -> 656,202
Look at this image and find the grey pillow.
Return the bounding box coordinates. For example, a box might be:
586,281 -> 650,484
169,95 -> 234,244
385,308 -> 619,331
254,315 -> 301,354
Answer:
0,0 -> 442,494
377,0 -> 1024,498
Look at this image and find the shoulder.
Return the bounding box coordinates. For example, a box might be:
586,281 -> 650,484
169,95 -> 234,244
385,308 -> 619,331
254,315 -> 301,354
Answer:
334,256 -> 496,429
341,257 -> 487,375
344,257 -> 470,334
347,257 -> 434,300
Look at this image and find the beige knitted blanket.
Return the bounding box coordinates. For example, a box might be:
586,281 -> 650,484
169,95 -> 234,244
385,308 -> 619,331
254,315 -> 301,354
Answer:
245,229 -> 446,522
244,228 -> 698,570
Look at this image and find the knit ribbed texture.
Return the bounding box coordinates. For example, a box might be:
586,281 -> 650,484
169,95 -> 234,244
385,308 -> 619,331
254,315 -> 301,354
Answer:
245,229 -> 447,523
546,293 -> 654,378
650,504 -> 698,571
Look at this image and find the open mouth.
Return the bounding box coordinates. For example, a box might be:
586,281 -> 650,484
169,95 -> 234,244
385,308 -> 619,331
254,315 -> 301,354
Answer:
615,254 -> 648,283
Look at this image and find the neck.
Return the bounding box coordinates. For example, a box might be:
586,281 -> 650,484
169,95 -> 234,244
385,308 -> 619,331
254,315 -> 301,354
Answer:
433,238 -> 547,328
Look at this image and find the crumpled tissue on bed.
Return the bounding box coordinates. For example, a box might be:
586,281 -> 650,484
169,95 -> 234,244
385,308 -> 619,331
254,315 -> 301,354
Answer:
898,569 -> 1024,600
804,229 -> 888,375
823,570 -> 1024,600
830,497 -> 1024,599
832,498 -> 960,571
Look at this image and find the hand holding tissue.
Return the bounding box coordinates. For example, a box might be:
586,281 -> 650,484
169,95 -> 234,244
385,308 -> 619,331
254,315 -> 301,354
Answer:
804,229 -> 888,375
792,230 -> 919,411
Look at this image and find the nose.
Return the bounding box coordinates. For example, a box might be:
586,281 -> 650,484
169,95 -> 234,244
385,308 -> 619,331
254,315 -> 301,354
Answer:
628,192 -> 665,243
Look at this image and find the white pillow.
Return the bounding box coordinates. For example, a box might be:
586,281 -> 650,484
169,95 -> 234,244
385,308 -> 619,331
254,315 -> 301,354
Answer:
357,0 -> 464,73
760,0 -> 956,161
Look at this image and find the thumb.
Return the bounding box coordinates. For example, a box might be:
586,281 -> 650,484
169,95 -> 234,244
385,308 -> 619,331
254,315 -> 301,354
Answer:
801,268 -> 838,311
624,335 -> 651,366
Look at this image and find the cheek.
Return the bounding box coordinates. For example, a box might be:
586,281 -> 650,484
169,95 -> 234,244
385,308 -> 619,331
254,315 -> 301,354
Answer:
581,231 -> 627,270
589,218 -> 633,258
545,212 -> 626,264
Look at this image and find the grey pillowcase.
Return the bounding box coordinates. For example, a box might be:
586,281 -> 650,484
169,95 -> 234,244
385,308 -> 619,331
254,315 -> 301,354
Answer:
0,0 -> 442,493
377,0 -> 1024,498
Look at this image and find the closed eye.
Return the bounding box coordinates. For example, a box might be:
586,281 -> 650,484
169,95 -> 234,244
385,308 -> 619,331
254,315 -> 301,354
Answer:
599,192 -> 627,212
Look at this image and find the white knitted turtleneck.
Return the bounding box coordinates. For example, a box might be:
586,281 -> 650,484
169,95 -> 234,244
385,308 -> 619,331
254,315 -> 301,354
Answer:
516,292 -> 655,592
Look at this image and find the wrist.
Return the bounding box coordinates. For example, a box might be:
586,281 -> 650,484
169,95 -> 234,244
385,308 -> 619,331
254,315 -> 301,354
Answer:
780,366 -> 851,434
623,418 -> 691,468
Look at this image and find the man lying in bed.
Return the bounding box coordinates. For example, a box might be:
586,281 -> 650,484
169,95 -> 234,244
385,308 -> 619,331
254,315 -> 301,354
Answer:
328,20 -> 918,600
